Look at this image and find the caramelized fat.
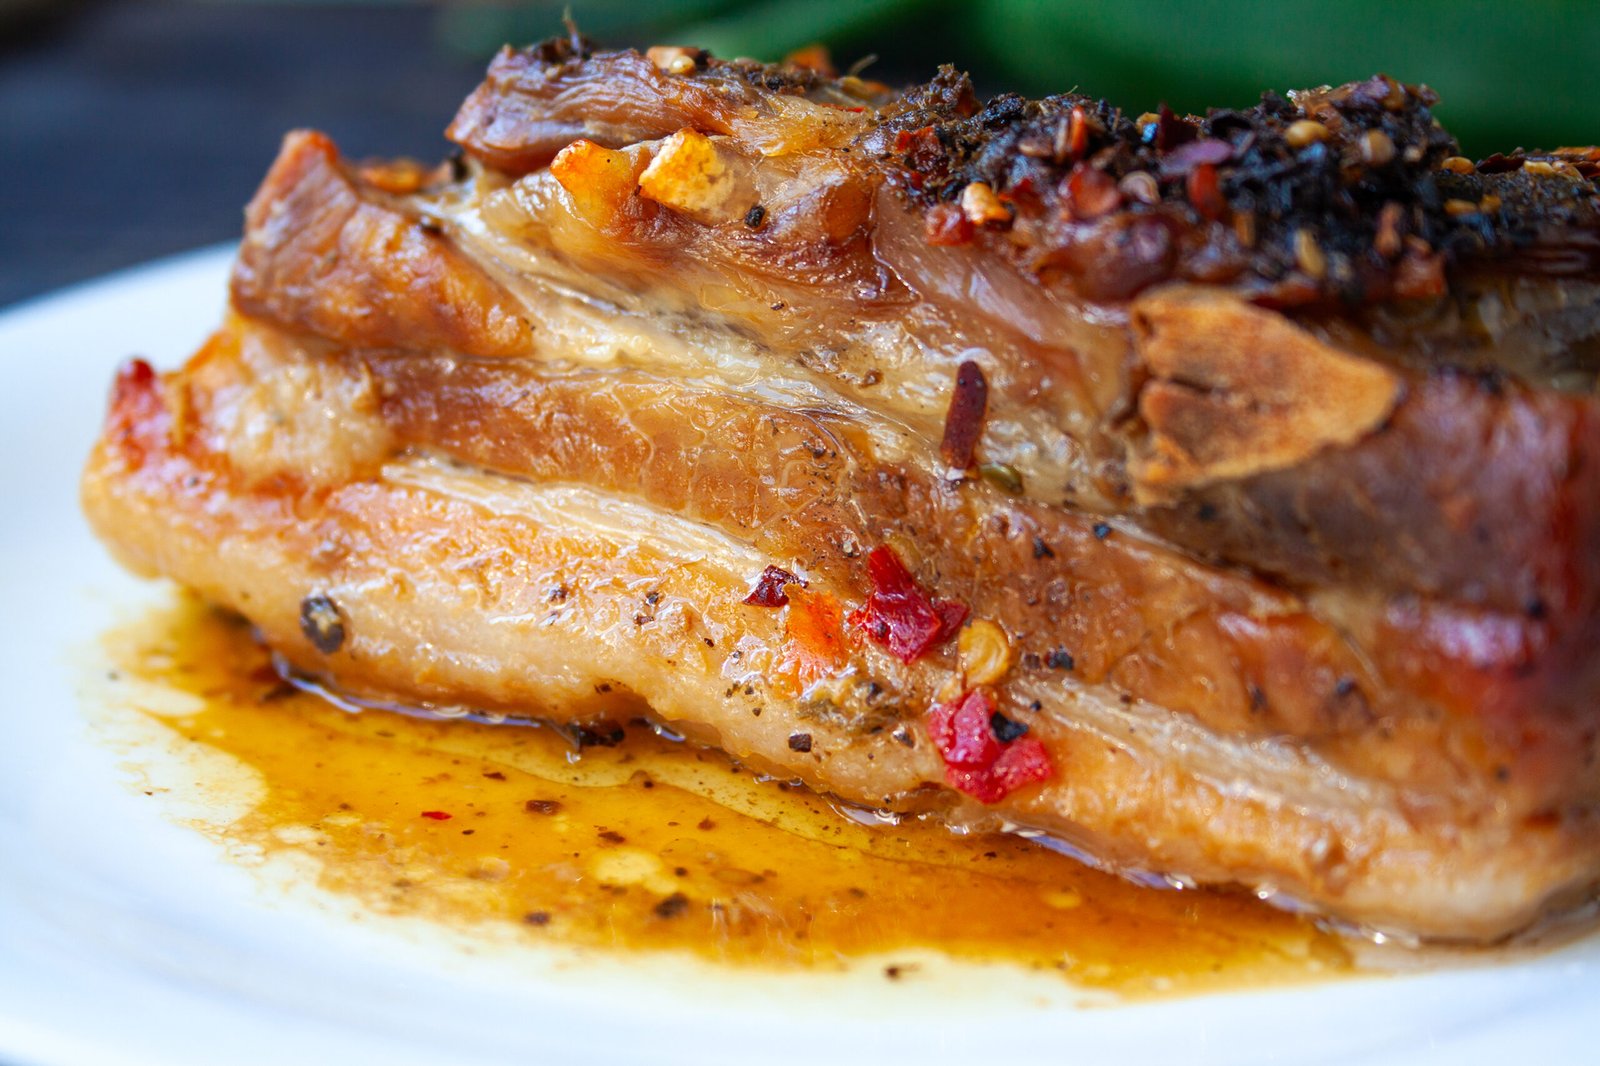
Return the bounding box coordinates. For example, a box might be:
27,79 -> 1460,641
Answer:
105,594 -> 1357,996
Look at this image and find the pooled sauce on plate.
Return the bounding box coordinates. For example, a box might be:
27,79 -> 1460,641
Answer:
102,593 -> 1359,997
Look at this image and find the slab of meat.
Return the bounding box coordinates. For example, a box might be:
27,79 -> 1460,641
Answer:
83,34 -> 1600,943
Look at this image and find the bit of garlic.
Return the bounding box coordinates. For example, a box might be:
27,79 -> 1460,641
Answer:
549,139 -> 640,226
638,128 -> 751,224
959,181 -> 1011,226
646,46 -> 700,76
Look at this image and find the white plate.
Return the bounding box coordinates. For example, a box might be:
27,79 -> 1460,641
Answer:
0,247 -> 1595,1066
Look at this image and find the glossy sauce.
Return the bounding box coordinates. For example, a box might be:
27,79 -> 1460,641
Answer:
102,594 -> 1359,996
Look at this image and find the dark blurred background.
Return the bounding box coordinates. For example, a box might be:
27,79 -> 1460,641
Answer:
3,0 -> 1596,309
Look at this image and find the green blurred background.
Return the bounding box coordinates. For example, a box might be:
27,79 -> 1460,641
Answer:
2,0 -> 1594,308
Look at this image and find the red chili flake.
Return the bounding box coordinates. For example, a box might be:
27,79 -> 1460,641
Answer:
1374,201 -> 1405,260
108,358 -> 166,454
893,125 -> 943,172
924,201 -> 974,246
1148,105 -> 1197,152
926,690 -> 1054,803
1394,248 -> 1446,299
779,587 -> 846,690
938,360 -> 988,471
847,545 -> 967,663
1065,164 -> 1122,220
926,690 -> 1001,768
1476,152 -> 1526,174
987,737 -> 1054,794
1164,137 -> 1234,174
120,357 -> 157,390
1067,105 -> 1091,158
420,810 -> 453,820
1186,163 -> 1225,220
743,564 -> 803,607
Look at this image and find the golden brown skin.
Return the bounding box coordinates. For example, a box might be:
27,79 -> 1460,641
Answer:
82,40 -> 1600,941
232,131 -> 532,358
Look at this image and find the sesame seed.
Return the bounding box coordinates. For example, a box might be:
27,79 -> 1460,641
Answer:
1117,171 -> 1160,205
1374,202 -> 1404,260
1294,229 -> 1327,279
1232,211 -> 1257,248
1361,130 -> 1396,166
1285,120 -> 1330,149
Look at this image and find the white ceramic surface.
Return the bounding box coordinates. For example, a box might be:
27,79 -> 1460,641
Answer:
0,248 -> 1594,1065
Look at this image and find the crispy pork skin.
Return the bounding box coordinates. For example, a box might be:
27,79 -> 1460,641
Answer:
83,36 -> 1600,942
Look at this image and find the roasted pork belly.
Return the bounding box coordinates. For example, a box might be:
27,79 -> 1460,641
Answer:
83,36 -> 1600,942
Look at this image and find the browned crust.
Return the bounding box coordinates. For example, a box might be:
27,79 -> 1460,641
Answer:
446,36 -> 884,175
869,75 -> 1600,307
447,39 -> 1600,309
231,130 -> 533,358
226,125 -> 1600,622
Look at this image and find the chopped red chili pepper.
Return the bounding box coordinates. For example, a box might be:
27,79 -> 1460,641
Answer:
1066,105 -> 1091,158
1186,162 -> 1226,220
927,690 -> 1001,768
743,564 -> 803,607
1148,105 -> 1197,152
420,810 -> 453,820
848,545 -> 967,663
1065,164 -> 1121,220
893,125 -> 943,172
1165,137 -> 1234,173
938,360 -> 989,471
925,690 -> 1055,803
990,737 -> 1053,790
779,587 -> 846,692
924,202 -> 974,246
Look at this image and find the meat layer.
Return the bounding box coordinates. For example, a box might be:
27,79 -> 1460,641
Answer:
83,324 -> 1600,941
82,37 -> 1600,942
